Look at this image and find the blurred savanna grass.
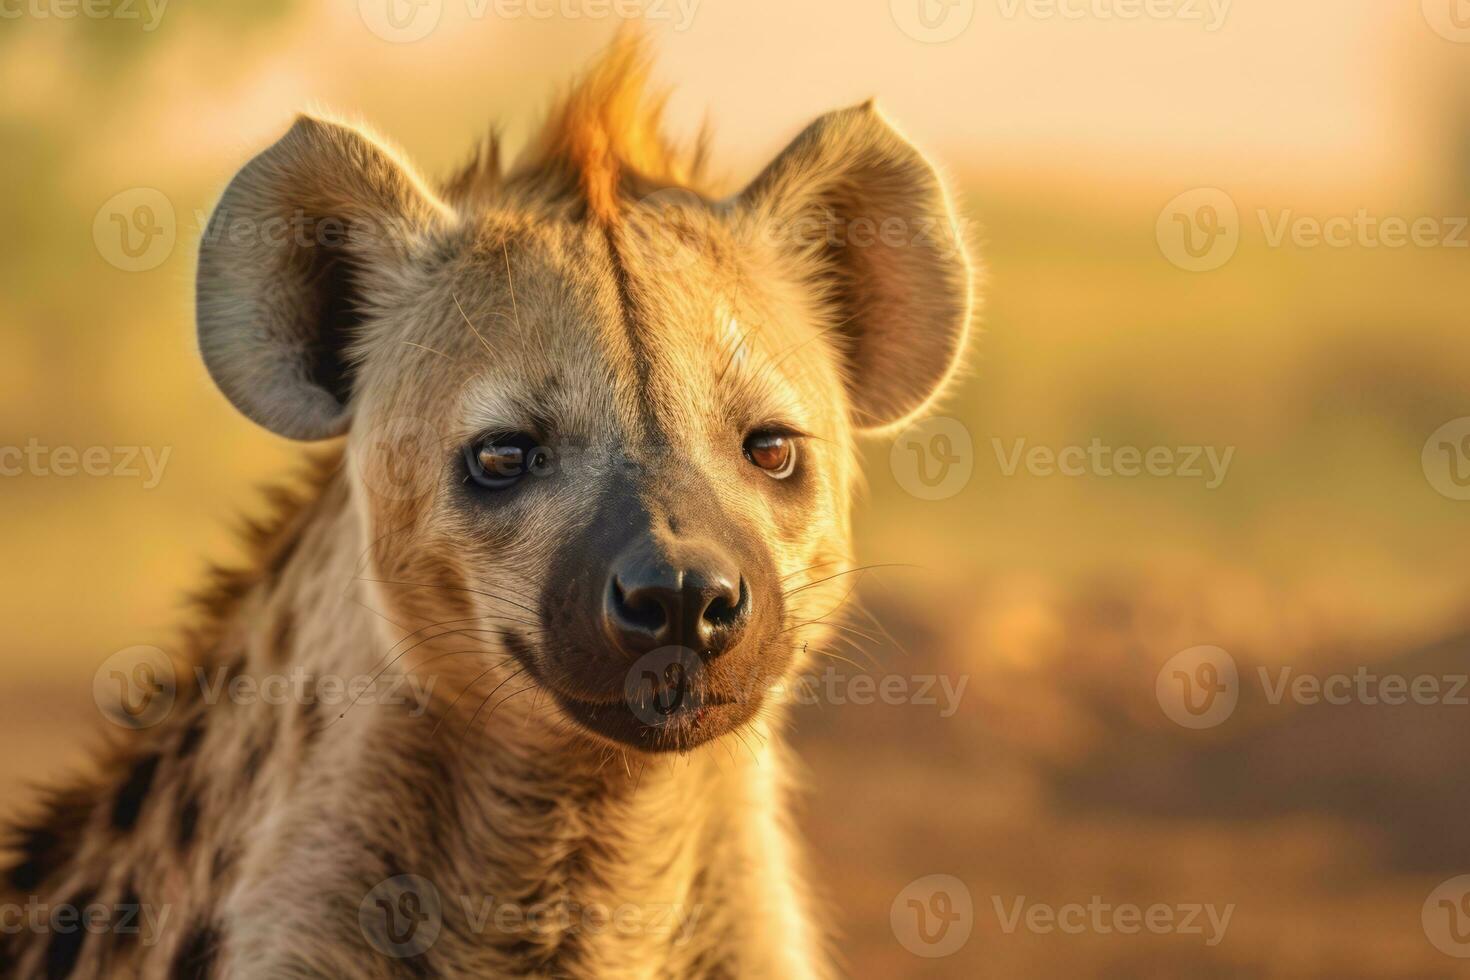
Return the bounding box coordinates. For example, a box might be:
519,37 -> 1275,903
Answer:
3,2 -> 1470,976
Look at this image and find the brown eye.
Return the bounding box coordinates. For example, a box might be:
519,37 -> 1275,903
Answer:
465,433 -> 546,490
743,432 -> 797,479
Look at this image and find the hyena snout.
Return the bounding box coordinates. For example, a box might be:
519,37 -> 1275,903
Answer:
604,539 -> 750,657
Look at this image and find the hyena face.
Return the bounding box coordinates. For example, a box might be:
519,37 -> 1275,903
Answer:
195,58 -> 971,753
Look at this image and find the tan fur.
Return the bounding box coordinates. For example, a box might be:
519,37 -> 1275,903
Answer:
2,35 -> 972,979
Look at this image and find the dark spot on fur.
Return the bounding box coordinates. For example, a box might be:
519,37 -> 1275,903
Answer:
116,887 -> 142,947
43,889 -> 94,978
5,787 -> 92,891
176,718 -> 205,761
398,951 -> 433,978
210,848 -> 235,880
268,609 -> 295,665
111,754 -> 161,831
240,714 -> 278,784
242,748 -> 263,783
9,848 -> 52,892
169,924 -> 218,980
263,524 -> 302,582
177,797 -> 200,850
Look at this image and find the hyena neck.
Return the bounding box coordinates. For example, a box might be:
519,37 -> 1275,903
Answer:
227,466 -> 822,976
0,462 -> 821,977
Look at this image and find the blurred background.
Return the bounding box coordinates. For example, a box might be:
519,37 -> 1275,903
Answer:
3,1 -> 1470,975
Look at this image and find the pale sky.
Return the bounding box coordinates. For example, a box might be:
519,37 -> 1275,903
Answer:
5,0 -> 1461,202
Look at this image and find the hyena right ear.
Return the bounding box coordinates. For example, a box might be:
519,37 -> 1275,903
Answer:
736,102 -> 974,432
196,115 -> 449,440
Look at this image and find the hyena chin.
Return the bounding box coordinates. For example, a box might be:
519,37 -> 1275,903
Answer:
2,38 -> 971,979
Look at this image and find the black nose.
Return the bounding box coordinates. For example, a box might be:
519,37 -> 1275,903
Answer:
605,541 -> 749,656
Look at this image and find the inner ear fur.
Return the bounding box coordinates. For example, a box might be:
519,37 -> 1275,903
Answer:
736,102 -> 974,432
196,115 -> 448,441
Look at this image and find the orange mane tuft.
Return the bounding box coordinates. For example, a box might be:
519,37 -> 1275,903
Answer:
513,31 -> 706,221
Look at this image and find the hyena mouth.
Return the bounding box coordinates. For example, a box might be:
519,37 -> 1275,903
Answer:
551,688 -> 757,754
511,634 -> 769,753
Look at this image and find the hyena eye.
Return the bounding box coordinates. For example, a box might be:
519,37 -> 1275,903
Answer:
743,431 -> 798,479
464,432 -> 549,490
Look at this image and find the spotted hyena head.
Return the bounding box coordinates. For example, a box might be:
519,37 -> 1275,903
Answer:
195,44 -> 971,753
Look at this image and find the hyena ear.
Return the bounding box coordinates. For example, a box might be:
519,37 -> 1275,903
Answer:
736,102 -> 973,431
196,115 -> 448,440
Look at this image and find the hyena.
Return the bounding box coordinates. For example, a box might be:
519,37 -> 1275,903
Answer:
1,38 -> 972,978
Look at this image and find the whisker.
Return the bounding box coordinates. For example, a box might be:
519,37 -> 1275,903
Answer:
501,242 -> 523,331
452,291 -> 495,359
431,658 -> 516,737
354,577 -> 540,618
456,667 -> 527,754
781,558 -> 847,583
781,563 -> 917,599
327,607 -> 528,723
401,340 -> 452,360
807,647 -> 867,672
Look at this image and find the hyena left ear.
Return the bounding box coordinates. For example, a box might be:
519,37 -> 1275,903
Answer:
736,102 -> 973,431
196,115 -> 449,440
